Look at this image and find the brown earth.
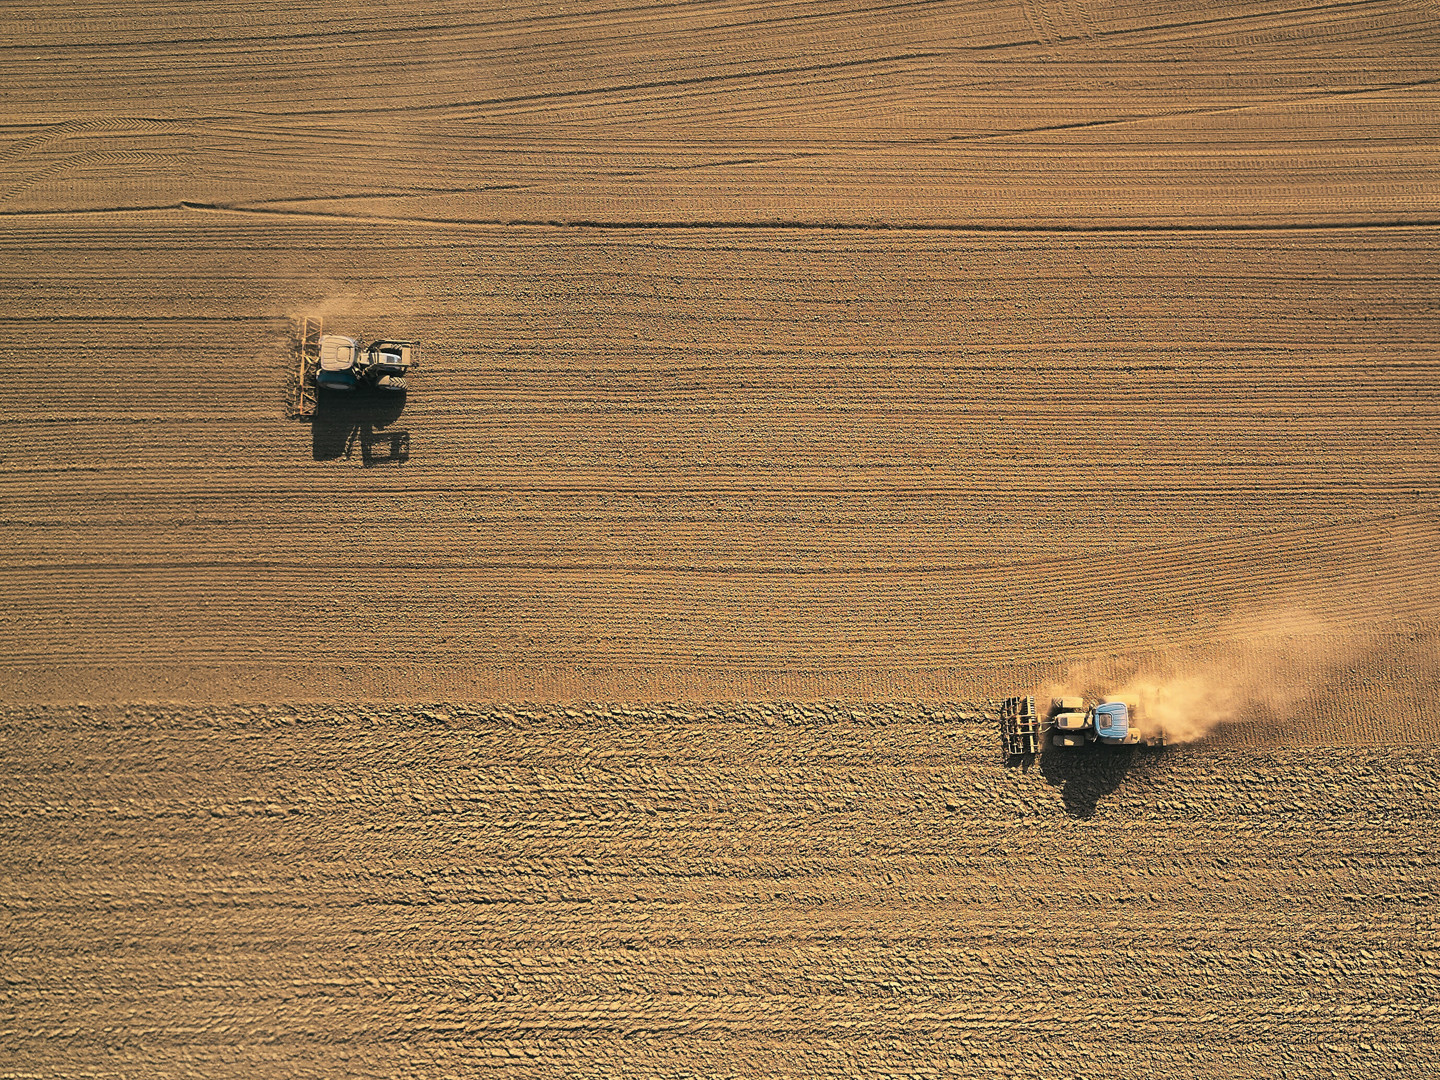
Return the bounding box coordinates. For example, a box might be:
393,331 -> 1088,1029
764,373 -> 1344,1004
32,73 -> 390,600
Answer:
4,704 -> 1440,1078
2,1 -> 1439,1077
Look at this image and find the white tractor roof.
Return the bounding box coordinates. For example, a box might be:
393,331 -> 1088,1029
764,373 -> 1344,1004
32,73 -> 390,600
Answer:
319,334 -> 358,371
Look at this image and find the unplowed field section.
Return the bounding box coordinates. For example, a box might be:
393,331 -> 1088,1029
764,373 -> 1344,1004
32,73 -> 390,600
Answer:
2,218 -> 1438,711
2,1 -> 1438,708
3,2 -> 1440,227
3,706 -> 1439,1078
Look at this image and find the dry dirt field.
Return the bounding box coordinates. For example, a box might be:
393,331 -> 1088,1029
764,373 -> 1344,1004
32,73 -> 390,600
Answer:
2,1 -> 1439,1077
4,703 -> 1439,1078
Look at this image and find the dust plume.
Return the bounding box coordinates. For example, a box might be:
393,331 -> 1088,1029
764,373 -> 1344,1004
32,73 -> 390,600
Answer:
1037,609 -> 1364,743
286,291 -> 381,327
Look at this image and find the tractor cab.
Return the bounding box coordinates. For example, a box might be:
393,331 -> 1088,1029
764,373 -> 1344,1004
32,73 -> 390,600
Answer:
1093,701 -> 1137,744
317,334 -> 361,391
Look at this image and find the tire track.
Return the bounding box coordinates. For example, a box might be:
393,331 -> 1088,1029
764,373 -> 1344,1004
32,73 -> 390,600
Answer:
0,117 -> 183,170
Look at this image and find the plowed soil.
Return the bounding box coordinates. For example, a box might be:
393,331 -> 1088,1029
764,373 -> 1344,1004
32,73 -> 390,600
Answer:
6,704 -> 1440,1078
2,1 -> 1439,1077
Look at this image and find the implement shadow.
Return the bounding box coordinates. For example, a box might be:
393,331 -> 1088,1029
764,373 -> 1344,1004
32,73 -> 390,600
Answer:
312,388 -> 409,464
1039,745 -> 1167,819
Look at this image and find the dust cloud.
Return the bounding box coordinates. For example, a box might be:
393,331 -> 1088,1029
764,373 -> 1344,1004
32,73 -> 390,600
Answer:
1037,610 -> 1363,743
286,291 -> 381,327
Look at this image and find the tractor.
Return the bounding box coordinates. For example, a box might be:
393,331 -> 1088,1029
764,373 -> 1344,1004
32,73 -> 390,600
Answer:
292,317 -> 419,417
1000,695 -> 1164,759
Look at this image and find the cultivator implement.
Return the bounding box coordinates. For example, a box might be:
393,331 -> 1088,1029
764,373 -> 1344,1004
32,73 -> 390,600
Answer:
999,695 -> 1042,758
292,316 -> 323,418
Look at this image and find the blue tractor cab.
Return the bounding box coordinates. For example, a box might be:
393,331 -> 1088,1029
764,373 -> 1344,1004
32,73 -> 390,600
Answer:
1093,701 -> 1131,743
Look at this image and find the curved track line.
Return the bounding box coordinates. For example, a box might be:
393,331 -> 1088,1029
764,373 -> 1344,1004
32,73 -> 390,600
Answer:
0,117 -> 184,171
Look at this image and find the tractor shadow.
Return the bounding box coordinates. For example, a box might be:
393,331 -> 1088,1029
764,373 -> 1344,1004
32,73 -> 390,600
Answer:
311,388 -> 410,465
1038,745 -> 1167,819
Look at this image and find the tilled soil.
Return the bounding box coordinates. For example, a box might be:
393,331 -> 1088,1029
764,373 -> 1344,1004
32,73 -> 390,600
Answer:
4,704 -> 1438,1078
